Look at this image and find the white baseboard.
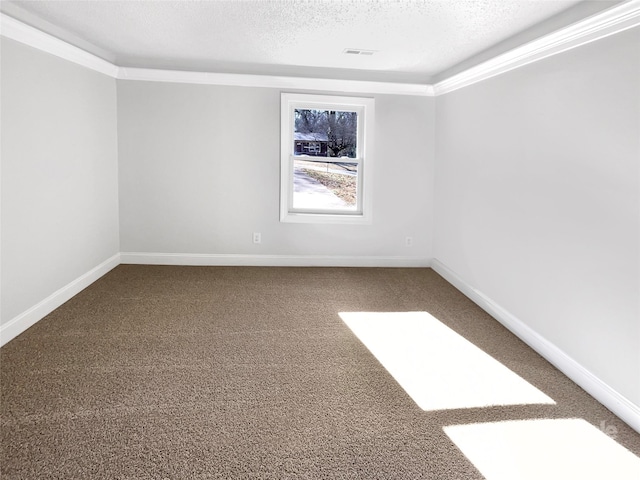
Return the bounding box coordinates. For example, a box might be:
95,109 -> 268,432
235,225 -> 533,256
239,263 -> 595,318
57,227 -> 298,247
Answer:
0,253 -> 121,347
431,258 -> 640,435
120,252 -> 432,268
0,252 -> 427,348
3,252 -> 638,433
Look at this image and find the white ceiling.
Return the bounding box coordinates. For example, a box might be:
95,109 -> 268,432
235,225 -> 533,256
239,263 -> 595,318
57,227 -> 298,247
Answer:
0,0 -> 622,83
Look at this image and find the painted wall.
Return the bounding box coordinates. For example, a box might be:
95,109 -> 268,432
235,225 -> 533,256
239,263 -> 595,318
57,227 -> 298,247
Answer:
117,81 -> 434,261
434,27 -> 640,404
1,38 -> 119,324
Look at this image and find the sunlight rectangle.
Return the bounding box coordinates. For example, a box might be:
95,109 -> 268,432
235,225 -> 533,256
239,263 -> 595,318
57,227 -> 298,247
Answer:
339,311 -> 554,411
444,418 -> 640,480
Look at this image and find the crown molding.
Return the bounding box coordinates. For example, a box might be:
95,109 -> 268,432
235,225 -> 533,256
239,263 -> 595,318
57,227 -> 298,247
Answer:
2,1 -> 638,96
117,67 -> 434,96
0,13 -> 431,96
434,0 -> 640,95
0,12 -> 119,77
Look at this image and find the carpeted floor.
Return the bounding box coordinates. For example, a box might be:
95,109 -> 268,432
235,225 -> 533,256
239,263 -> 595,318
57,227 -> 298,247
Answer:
1,266 -> 639,478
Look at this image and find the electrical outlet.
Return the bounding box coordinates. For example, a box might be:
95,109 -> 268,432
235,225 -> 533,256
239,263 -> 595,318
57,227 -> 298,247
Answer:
405,236 -> 413,247
253,232 -> 261,244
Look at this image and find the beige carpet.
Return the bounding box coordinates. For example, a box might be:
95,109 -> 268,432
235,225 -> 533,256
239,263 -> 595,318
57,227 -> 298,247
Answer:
1,266 -> 638,478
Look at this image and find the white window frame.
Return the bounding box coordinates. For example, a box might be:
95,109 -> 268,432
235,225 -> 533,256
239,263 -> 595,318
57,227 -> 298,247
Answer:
280,93 -> 375,224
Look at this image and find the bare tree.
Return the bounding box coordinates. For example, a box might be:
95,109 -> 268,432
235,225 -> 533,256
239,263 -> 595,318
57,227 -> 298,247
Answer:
295,109 -> 328,135
328,111 -> 357,158
295,109 -> 357,158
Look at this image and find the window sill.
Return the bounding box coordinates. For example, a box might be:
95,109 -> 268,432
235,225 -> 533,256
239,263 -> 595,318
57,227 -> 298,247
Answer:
280,211 -> 372,225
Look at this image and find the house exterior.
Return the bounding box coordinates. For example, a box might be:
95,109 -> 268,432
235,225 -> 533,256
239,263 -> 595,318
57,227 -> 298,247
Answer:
294,131 -> 328,156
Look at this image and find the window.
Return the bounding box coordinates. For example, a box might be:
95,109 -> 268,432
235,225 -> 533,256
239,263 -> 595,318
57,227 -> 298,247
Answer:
280,93 -> 375,224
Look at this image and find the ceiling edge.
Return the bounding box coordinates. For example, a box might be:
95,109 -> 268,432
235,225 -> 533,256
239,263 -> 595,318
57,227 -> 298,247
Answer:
433,0 -> 640,95
1,13 -> 118,77
2,1 -> 638,97
0,12 -> 431,96
116,67 -> 434,96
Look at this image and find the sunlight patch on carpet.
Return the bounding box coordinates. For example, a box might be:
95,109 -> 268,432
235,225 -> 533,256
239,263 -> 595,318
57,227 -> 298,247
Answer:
339,311 -> 554,411
444,418 -> 640,480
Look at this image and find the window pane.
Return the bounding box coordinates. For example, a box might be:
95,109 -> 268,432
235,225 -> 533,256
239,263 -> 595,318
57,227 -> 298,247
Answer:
294,109 -> 358,158
293,157 -> 358,211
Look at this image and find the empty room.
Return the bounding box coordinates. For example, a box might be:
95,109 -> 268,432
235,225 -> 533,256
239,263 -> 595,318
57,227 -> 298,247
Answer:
1,0 -> 639,478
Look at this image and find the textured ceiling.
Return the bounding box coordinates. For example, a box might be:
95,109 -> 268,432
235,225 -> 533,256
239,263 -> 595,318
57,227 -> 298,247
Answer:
0,0 -> 619,83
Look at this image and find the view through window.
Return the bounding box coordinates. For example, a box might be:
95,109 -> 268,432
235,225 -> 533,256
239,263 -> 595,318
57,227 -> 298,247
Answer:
280,93 -> 374,224
293,108 -> 359,211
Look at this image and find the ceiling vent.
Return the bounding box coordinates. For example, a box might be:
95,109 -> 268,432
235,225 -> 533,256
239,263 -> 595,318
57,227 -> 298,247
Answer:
343,48 -> 376,56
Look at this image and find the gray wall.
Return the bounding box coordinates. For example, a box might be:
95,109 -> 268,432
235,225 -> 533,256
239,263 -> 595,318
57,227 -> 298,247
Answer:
434,27 -> 640,404
117,81 -> 435,259
1,38 -> 120,324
